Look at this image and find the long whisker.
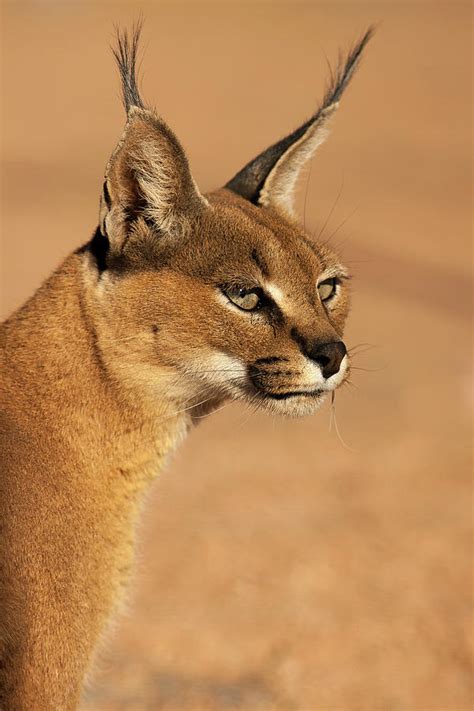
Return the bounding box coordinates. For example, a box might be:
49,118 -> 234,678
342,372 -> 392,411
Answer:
303,158 -> 314,233
322,204 -> 359,247
184,368 -> 246,375
247,393 -> 265,422
328,391 -> 334,433
236,392 -> 261,429
329,391 -> 357,452
342,378 -> 358,391
155,370 -> 190,416
162,369 -> 250,421
191,399 -> 233,421
348,342 -> 376,355
155,375 -> 223,419
158,393 -> 218,422
316,174 -> 345,243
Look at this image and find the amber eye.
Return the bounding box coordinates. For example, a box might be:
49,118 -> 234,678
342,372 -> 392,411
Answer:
318,277 -> 337,302
225,286 -> 261,311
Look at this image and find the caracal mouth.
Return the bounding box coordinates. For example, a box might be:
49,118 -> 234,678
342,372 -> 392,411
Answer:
242,385 -> 329,417
260,388 -> 325,400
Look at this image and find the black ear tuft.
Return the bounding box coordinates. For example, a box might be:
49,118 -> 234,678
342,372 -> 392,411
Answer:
320,27 -> 375,111
113,21 -> 146,113
225,27 -> 375,205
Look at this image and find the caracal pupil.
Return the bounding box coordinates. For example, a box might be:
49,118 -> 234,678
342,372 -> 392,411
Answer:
0,25 -> 372,710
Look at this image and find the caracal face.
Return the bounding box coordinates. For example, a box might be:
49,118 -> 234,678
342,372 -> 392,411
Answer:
93,189 -> 350,417
85,27 -> 372,419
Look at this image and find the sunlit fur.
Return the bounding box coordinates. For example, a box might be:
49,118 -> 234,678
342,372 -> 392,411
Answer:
89,187 -> 351,419
0,24 -> 369,709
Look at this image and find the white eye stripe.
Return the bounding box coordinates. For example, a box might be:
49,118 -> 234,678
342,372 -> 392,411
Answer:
265,283 -> 287,311
265,283 -> 284,302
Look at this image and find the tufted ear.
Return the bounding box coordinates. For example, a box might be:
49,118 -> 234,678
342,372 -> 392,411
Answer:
225,28 -> 374,219
99,27 -> 207,253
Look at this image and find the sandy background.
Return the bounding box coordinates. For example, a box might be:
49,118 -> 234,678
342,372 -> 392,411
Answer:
1,1 -> 472,710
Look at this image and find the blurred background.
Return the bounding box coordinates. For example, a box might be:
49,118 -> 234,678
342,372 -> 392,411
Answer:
1,1 -> 472,709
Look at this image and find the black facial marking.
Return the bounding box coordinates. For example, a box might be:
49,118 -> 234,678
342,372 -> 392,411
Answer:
290,327 -> 308,355
248,362 -> 323,400
251,248 -> 269,277
257,290 -> 284,328
264,389 -> 323,400
267,302 -> 284,330
264,369 -> 295,377
253,356 -> 289,366
103,180 -> 112,209
82,225 -> 109,274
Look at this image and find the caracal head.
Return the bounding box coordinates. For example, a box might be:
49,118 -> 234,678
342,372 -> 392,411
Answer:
83,26 -> 373,417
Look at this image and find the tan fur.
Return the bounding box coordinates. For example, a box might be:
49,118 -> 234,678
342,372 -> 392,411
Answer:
0,29 -> 367,709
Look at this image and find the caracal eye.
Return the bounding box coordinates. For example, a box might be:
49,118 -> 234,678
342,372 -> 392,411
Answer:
225,286 -> 261,311
317,277 -> 337,302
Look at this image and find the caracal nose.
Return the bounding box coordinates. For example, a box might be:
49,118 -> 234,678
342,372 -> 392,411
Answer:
309,341 -> 347,379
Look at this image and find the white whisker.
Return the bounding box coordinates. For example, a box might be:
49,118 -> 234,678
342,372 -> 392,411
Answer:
330,391 -> 357,453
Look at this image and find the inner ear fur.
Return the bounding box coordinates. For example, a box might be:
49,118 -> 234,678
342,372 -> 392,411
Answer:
258,104 -> 337,217
225,28 -> 374,219
101,107 -> 207,248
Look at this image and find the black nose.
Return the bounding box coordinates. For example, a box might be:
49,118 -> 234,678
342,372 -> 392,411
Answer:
308,341 -> 347,379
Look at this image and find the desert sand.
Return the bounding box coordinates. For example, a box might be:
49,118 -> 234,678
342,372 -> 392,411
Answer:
1,2 -> 472,709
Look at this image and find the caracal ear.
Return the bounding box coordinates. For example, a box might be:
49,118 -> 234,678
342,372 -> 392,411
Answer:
225,28 -> 374,220
99,26 -> 207,251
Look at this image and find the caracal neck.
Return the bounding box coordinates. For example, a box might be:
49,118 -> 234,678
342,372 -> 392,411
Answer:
0,252 -> 190,482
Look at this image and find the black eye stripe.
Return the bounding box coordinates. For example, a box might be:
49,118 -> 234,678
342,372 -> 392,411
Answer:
250,248 -> 270,277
